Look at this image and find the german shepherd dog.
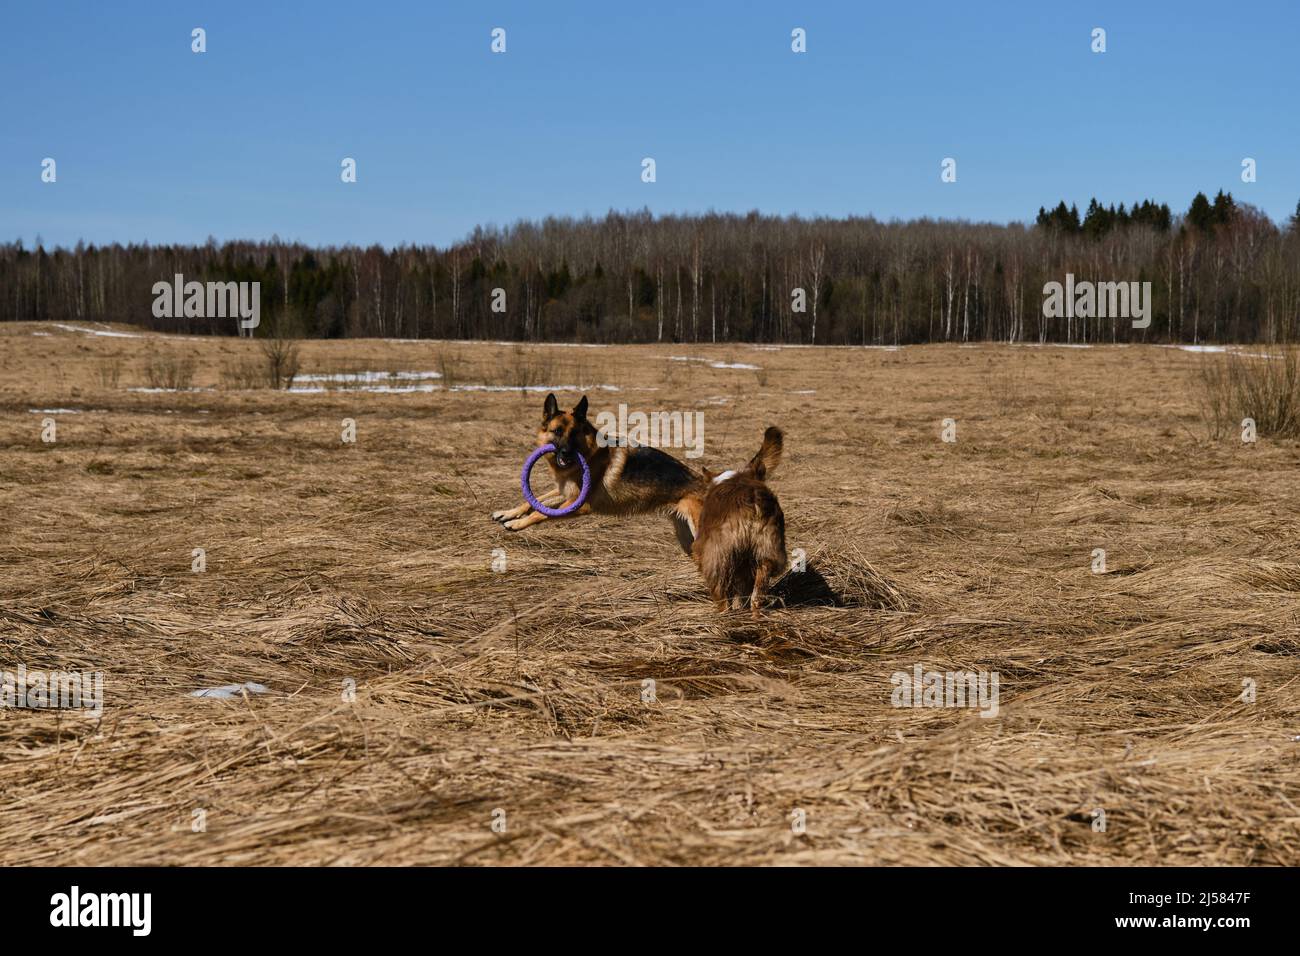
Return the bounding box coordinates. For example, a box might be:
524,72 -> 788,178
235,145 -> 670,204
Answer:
693,427 -> 786,619
491,393 -> 702,553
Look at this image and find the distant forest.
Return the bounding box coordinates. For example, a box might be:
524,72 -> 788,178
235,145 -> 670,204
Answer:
4,191 -> 1299,345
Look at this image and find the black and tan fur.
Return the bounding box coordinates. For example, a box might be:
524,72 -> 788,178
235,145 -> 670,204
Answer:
692,427 -> 786,619
492,393 -> 703,553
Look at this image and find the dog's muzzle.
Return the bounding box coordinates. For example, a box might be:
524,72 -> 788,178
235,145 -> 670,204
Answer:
553,448 -> 574,469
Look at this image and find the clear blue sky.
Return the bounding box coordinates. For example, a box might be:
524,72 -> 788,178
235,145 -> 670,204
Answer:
4,0 -> 1297,250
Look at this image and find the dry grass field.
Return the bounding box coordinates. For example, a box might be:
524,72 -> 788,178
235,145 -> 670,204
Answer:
1,321 -> 1297,866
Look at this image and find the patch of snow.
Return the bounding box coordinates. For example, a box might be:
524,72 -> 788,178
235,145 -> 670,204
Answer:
295,370 -> 442,383
1158,344 -> 1281,358
190,681 -> 269,699
287,383 -> 441,394
52,323 -> 142,338
668,356 -> 761,369
450,384 -> 620,392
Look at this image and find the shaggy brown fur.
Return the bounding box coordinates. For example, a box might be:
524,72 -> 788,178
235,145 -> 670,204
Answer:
693,426 -> 787,619
492,393 -> 702,553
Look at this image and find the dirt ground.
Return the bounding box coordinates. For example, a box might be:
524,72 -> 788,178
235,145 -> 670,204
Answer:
0,321 -> 1297,865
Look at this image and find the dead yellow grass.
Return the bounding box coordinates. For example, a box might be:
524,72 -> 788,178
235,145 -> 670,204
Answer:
0,323 -> 1297,865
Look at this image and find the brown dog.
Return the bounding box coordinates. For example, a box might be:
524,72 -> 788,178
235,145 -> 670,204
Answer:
491,393 -> 702,553
693,427 -> 786,619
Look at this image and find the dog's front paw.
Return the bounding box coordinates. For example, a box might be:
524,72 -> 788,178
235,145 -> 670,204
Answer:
490,509 -> 509,522
502,517 -> 531,531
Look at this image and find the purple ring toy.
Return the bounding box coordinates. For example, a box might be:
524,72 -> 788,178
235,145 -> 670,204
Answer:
521,443 -> 591,517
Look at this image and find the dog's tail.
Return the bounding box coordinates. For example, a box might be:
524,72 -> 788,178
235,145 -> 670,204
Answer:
745,426 -> 783,480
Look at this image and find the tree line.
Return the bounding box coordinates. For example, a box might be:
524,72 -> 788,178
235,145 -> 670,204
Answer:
4,192 -> 1299,344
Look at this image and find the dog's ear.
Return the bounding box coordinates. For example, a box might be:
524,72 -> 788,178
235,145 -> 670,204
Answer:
573,395 -> 589,420
543,393 -> 559,423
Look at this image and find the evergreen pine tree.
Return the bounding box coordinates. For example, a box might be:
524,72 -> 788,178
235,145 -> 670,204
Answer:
1211,190 -> 1236,226
1186,192 -> 1213,231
